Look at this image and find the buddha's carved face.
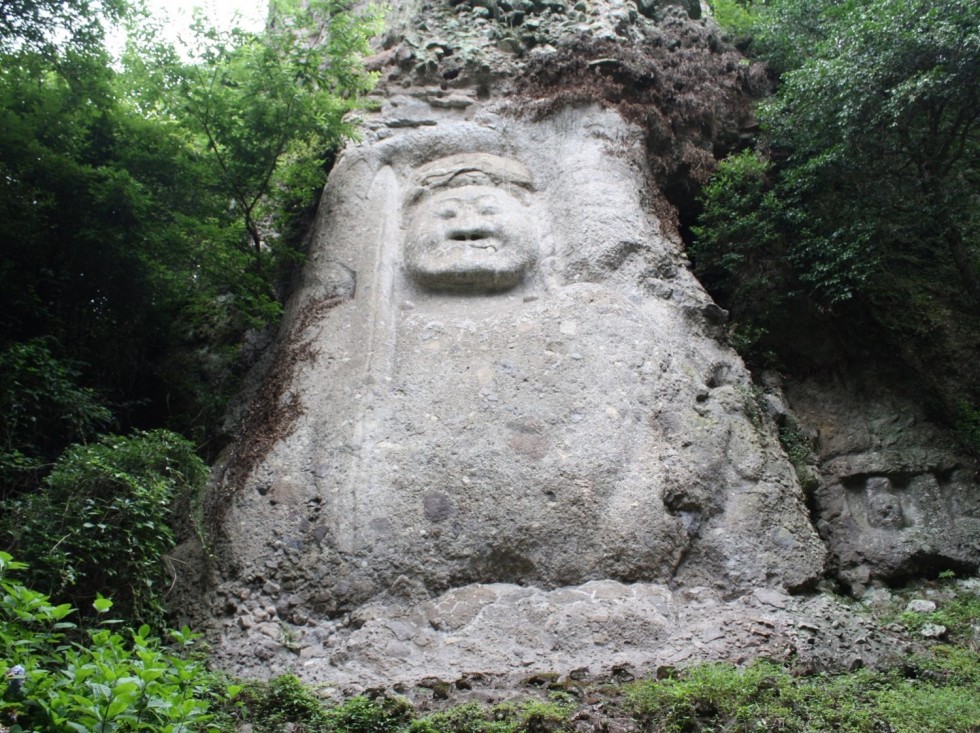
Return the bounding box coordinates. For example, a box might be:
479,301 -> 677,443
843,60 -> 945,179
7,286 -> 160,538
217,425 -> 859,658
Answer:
404,185 -> 538,293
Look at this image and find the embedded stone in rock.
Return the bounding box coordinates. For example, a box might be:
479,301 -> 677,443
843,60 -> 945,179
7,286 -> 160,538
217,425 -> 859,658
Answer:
905,599 -> 937,614
636,0 -> 701,20
920,624 -> 947,639
207,580 -> 911,687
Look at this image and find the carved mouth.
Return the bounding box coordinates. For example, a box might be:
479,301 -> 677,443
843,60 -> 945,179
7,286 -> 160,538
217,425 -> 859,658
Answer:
445,230 -> 500,252
448,228 -> 496,244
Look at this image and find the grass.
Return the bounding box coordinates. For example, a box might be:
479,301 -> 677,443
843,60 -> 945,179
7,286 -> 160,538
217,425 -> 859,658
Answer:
215,650 -> 979,733
626,657 -> 979,732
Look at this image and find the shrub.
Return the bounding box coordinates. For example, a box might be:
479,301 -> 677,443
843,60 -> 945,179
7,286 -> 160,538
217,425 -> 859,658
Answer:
1,430 -> 207,624
235,674 -> 332,732
626,654 -> 980,732
778,417 -> 818,492
409,702 -> 501,733
230,678 -> 416,733
328,695 -> 415,733
707,0 -> 756,40
0,552 -> 226,733
954,401 -> 980,455
627,661 -> 800,732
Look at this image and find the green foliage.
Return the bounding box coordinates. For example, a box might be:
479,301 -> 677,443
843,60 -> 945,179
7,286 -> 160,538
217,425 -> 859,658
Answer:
0,551 -> 225,732
230,678 -> 414,733
627,656 -> 980,733
0,339 -> 111,494
695,0 -> 980,423
690,150 -> 801,366
1,430 -> 207,624
223,680 -> 575,733
236,674 -> 333,732
130,0 -> 382,268
778,417 -> 817,492
409,702 -> 504,733
0,0 -> 381,459
496,700 -> 573,733
328,694 -> 415,733
898,588 -> 980,642
628,661 -> 800,732
706,0 -> 755,40
700,0 -> 980,308
723,0 -> 861,76
763,0 -> 979,297
1,24 -> 238,446
408,699 -> 573,733
0,0 -> 126,57
725,322 -> 772,362
691,149 -> 794,308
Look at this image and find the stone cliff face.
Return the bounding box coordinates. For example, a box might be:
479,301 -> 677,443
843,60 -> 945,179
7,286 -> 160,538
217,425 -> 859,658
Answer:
786,375 -> 979,593
176,0 -> 979,690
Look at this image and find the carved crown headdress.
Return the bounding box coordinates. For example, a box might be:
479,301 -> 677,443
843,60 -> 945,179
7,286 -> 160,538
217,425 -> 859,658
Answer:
405,153 -> 534,204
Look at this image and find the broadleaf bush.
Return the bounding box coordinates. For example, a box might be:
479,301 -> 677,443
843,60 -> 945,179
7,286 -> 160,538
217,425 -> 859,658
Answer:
0,552 -> 224,733
1,430 -> 207,624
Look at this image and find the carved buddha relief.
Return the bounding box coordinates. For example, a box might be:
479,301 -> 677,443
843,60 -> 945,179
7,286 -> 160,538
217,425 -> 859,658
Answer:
209,114 -> 826,621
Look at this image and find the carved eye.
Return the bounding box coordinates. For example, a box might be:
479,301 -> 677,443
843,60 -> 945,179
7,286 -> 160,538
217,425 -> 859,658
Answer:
479,206 -> 501,216
436,208 -> 457,219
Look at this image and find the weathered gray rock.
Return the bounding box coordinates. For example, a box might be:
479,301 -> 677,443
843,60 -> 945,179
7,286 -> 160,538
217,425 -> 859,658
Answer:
905,599 -> 937,614
208,579 -> 908,688
169,0 -> 830,686
188,99 -> 828,680
785,377 -> 980,593
188,96 -> 824,679
635,0 -> 702,21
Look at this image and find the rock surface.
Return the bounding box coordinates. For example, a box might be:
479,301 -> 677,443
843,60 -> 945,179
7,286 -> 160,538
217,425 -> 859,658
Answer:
203,101 -> 824,613
210,580 -> 907,690
784,375 -> 980,594
174,0 -> 980,689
